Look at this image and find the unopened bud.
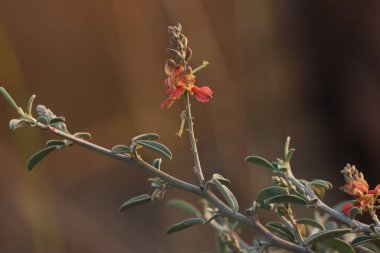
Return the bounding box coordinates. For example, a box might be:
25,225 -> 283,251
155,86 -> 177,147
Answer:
185,47 -> 192,62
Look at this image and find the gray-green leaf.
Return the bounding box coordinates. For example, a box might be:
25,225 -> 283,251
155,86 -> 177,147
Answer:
49,116 -> 65,124
264,194 -> 307,206
119,194 -> 151,211
212,178 -> 238,212
9,119 -> 30,131
152,158 -> 162,170
27,146 -> 57,171
305,228 -> 352,246
136,140 -> 172,160
37,116 -> 50,125
349,207 -> 361,220
167,199 -> 201,216
132,133 -> 159,143
296,218 -> 325,230
323,238 -> 354,253
45,140 -> 66,147
166,218 -> 205,234
212,173 -> 231,186
351,235 -> 375,247
245,156 -> 275,171
266,222 -> 295,242
111,145 -> 131,154
74,132 -> 92,140
256,186 -> 289,203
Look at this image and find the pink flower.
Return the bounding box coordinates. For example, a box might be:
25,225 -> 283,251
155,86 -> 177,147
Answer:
161,60 -> 213,108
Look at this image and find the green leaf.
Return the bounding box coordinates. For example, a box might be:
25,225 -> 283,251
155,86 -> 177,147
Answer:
45,140 -> 66,147
284,136 -> 290,159
166,218 -> 205,234
256,186 -> 289,204
37,116 -> 50,124
132,133 -> 159,143
285,148 -> 295,163
349,207 -> 361,219
311,179 -> 333,190
212,178 -> 238,212
245,156 -> 275,171
119,194 -> 151,211
136,140 -> 172,160
323,238 -> 354,253
152,158 -> 162,170
212,173 -> 231,186
151,188 -> 161,201
74,132 -> 92,140
360,242 -> 380,253
266,222 -> 295,242
167,199 -> 201,216
26,146 -> 57,171
264,194 -> 307,206
296,218 -> 325,230
305,228 -> 352,246
111,145 -> 131,154
9,119 -> 30,131
49,116 -> 65,124
351,235 -> 375,247
27,94 -> 36,116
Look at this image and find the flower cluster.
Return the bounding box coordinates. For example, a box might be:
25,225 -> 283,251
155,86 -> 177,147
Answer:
161,23 -> 213,109
340,164 -> 380,216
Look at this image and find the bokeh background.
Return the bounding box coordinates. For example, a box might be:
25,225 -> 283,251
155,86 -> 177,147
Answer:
1,1 -> 380,252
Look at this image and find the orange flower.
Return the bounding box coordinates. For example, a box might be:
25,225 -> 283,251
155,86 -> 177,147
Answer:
161,60 -> 213,108
341,178 -> 369,197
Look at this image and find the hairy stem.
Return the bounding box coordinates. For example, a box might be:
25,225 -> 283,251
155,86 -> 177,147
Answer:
184,92 -> 205,186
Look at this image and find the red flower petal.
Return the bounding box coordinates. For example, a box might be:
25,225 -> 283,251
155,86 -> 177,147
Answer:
161,86 -> 184,109
342,202 -> 355,216
192,86 -> 213,102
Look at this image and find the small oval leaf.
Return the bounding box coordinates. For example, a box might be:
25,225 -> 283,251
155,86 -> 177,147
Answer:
167,199 -> 201,216
212,173 -> 231,186
264,194 -> 307,205
136,140 -> 172,160
49,116 -> 65,124
256,186 -> 289,203
37,116 -> 50,125
349,207 -> 361,220
212,178 -> 238,212
27,146 -> 57,171
311,179 -> 333,190
111,145 -> 131,154
166,218 -> 205,234
9,119 -> 30,131
266,222 -> 295,242
296,218 -> 325,230
152,158 -> 162,170
132,133 -> 159,143
305,228 -> 352,246
74,132 -> 92,140
351,235 -> 375,247
45,140 -> 66,147
285,148 -> 295,162
245,156 -> 275,171
323,238 -> 354,253
119,194 -> 151,211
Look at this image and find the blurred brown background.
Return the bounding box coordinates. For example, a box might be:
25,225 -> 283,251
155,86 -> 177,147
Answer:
1,1 -> 380,252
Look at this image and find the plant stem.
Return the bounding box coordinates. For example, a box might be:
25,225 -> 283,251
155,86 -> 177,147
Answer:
184,92 -> 205,186
32,122 -> 310,253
